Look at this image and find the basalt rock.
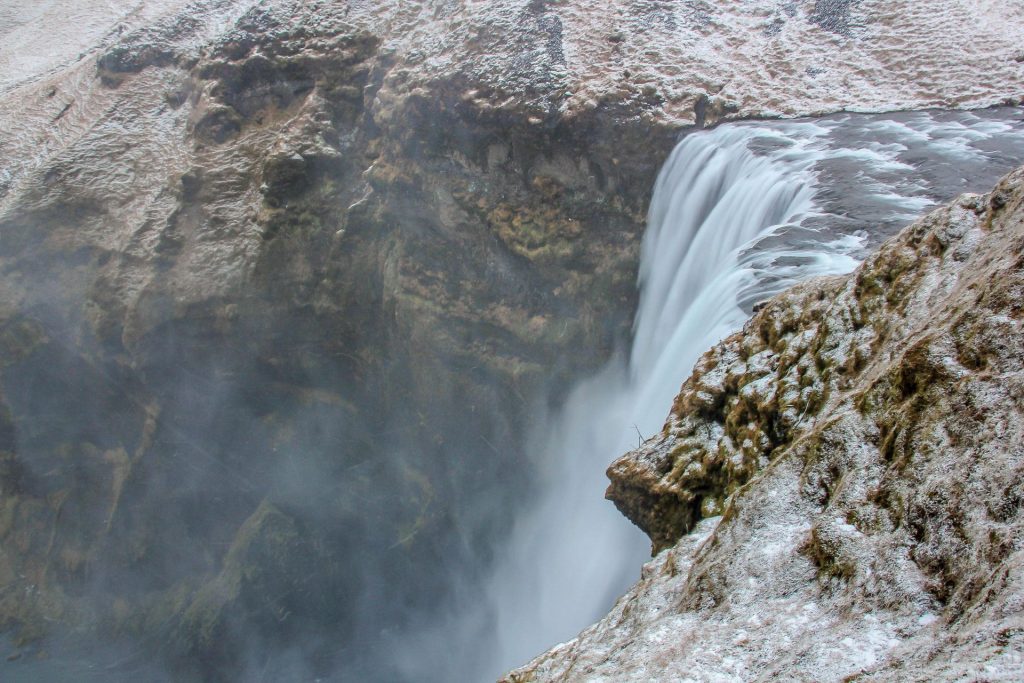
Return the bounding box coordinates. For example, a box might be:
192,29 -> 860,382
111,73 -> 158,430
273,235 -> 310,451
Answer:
0,1 -> 669,676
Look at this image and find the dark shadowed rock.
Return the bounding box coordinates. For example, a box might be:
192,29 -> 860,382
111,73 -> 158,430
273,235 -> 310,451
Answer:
0,0 -> 1022,680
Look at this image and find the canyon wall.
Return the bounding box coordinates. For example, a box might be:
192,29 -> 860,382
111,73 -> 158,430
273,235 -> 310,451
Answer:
0,0 -> 1022,679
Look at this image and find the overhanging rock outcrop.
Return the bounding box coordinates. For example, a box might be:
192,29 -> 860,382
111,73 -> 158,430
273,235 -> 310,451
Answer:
507,167 -> 1024,681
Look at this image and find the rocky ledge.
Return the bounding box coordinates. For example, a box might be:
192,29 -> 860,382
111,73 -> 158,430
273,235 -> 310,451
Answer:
506,167 -> 1024,681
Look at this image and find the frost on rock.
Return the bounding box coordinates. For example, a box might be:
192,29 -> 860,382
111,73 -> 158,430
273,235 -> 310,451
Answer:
506,169 -> 1024,681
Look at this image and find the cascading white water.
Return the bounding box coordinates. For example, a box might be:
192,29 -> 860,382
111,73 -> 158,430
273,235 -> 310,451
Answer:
482,122 -> 842,676
475,109 -> 1024,679
292,112 -> 1024,683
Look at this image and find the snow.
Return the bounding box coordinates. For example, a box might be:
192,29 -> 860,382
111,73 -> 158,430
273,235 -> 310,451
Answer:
0,0 -> 188,93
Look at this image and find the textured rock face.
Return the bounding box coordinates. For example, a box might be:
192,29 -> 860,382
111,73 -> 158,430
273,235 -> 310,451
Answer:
1,0 -> 1023,678
0,2 -> 664,676
507,168 -> 1024,681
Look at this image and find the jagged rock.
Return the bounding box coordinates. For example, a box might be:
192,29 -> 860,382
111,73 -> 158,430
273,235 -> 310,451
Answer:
507,167 -> 1024,681
0,1 -> 669,672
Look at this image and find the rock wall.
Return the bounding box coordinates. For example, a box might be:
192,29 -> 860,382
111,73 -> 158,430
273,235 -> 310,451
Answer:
0,2 -> 671,676
507,167 -> 1024,681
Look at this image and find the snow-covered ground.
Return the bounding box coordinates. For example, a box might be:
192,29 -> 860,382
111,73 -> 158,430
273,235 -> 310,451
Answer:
0,0 -> 187,92
3,0 -> 1021,248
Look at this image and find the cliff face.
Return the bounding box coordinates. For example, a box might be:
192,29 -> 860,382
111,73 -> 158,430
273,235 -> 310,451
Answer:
1,2 -> 668,675
1,0 -> 1023,678
507,168 -> 1024,681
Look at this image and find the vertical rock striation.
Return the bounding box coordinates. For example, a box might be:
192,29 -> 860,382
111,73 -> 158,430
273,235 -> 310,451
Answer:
0,3 -> 667,676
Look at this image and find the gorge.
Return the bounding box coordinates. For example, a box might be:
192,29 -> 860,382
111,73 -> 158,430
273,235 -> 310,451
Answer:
1,1 -> 1024,681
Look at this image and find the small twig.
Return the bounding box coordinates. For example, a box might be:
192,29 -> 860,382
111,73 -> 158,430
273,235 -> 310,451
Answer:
794,398 -> 813,430
480,434 -> 500,455
634,424 -> 646,448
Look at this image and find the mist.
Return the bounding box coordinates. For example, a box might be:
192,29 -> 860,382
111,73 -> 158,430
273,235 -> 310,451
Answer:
430,107 -> 1024,681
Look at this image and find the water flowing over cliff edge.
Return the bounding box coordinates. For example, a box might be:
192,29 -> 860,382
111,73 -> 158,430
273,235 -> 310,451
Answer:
507,152 -> 1024,683
2,1 -> 1024,681
481,108 -> 1024,679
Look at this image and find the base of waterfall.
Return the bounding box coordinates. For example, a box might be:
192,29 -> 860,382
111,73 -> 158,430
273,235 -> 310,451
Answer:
504,167 -> 1024,682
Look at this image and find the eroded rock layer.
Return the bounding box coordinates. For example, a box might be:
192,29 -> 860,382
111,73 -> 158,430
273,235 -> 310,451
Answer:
508,167 -> 1024,681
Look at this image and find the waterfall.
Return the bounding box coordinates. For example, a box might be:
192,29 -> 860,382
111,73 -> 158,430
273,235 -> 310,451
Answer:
482,122 -> 836,676
385,108 -> 1024,683
476,108 -> 1024,679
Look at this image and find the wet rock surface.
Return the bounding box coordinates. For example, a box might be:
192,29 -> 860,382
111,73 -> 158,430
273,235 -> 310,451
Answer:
510,168 -> 1024,681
